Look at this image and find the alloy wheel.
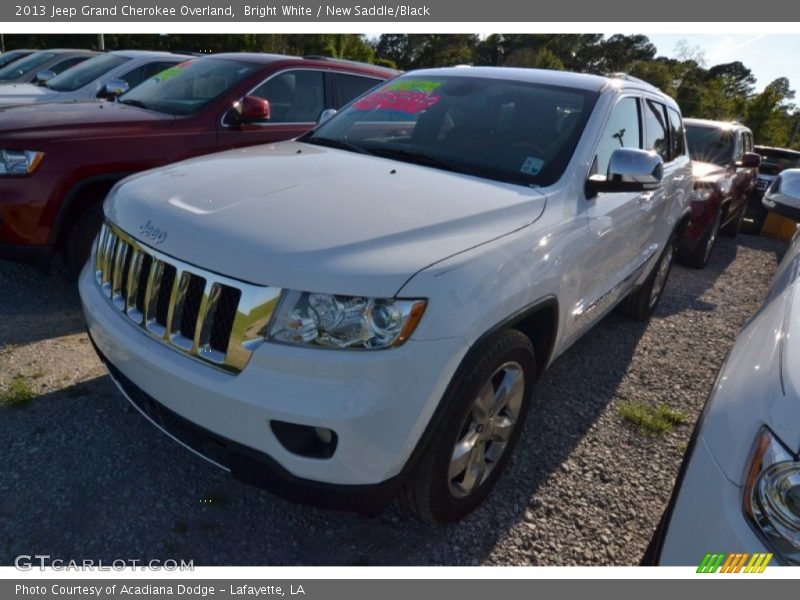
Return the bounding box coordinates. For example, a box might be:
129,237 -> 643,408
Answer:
448,362 -> 525,499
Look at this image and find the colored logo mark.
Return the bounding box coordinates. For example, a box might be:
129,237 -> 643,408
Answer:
697,552 -> 773,573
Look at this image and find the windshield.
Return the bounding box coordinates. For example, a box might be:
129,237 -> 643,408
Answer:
0,51 -> 56,81
686,125 -> 734,167
0,51 -> 31,70
758,149 -> 800,176
118,58 -> 261,116
46,53 -> 129,92
303,75 -> 598,187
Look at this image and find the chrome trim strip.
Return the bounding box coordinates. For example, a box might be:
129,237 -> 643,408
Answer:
108,372 -> 230,473
95,221 -> 282,373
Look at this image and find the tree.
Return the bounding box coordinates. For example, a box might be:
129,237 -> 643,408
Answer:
746,77 -> 797,146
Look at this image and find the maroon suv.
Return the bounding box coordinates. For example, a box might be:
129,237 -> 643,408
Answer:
0,53 -> 396,272
678,118 -> 760,268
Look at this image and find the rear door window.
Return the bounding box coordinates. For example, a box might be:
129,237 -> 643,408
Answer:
335,73 -> 383,106
643,99 -> 669,161
667,107 -> 686,161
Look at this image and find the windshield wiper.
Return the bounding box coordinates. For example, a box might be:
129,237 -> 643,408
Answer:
369,147 -> 473,175
303,136 -> 371,155
120,98 -> 150,110
370,146 -> 537,186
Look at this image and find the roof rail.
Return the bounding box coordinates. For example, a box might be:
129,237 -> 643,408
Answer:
301,54 -> 398,73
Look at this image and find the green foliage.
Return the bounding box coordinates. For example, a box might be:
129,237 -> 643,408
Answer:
619,402 -> 689,435
2,33 -> 798,149
0,376 -> 34,408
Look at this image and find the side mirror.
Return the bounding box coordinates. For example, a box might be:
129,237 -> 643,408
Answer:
103,78 -> 129,99
35,69 -> 55,85
318,108 -> 337,125
763,169 -> 800,221
229,95 -> 270,127
586,148 -> 664,198
738,152 -> 761,169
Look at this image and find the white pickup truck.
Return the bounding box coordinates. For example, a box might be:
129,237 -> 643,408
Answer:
79,67 -> 692,522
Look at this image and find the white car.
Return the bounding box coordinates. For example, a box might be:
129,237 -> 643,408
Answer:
79,67 -> 692,522
0,50 -> 184,105
650,170 -> 800,565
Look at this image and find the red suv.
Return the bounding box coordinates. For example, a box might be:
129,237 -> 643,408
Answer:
677,118 -> 760,268
0,53 -> 396,272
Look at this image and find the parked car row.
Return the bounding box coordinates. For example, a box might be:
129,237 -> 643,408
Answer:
3,49 -> 800,562
0,52 -> 396,271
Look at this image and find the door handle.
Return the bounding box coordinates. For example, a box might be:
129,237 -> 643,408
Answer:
639,191 -> 655,202
673,175 -> 686,182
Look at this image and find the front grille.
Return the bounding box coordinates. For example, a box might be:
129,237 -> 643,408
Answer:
94,222 -> 282,373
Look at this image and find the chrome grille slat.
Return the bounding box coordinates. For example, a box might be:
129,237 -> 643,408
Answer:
111,240 -> 130,311
168,270 -> 192,350
125,249 -> 144,324
101,230 -> 117,292
144,260 -> 167,337
93,221 -> 281,373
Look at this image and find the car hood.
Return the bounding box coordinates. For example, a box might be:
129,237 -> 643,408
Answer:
0,100 -> 174,138
691,160 -> 727,181
106,141 -> 547,297
699,240 -> 800,484
0,82 -> 57,105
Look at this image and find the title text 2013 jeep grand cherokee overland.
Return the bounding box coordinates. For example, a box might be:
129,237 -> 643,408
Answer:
80,68 -> 692,522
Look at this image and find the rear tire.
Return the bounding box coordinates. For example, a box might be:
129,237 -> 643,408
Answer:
402,329 -> 536,523
64,203 -> 104,277
620,234 -> 676,321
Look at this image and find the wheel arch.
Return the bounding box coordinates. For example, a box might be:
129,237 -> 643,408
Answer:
49,173 -> 133,249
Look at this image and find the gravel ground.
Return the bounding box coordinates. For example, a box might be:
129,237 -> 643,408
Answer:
0,235 -> 786,566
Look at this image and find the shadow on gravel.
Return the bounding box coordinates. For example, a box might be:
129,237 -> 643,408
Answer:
0,259 -> 84,346
660,241 -> 739,317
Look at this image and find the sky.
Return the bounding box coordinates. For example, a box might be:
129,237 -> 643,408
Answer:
637,34 -> 799,95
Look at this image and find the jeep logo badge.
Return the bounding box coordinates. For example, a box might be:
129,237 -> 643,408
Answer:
138,220 -> 167,245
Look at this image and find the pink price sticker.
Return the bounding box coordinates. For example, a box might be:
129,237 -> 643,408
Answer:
353,89 -> 441,114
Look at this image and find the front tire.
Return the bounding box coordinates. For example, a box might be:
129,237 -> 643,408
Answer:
403,329 -> 536,523
64,203 -> 104,277
676,210 -> 720,269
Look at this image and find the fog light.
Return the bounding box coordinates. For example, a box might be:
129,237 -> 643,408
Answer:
270,420 -> 338,459
315,426 -> 334,445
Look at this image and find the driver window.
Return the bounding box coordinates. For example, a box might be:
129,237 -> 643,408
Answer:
595,97 -> 642,176
251,70 -> 324,123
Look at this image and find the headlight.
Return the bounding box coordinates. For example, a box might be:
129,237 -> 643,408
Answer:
693,185 -> 714,202
0,149 -> 44,175
265,290 -> 426,349
744,426 -> 800,564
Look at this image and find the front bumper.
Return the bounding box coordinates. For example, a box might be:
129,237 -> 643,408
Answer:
652,434 -> 766,565
79,262 -> 469,497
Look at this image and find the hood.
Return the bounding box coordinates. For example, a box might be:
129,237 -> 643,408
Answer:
699,242 -> 800,484
106,141 -> 547,297
691,160 -> 728,181
0,100 -> 174,139
0,82 -> 57,105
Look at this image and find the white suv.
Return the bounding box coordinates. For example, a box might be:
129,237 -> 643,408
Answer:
79,67 -> 692,522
